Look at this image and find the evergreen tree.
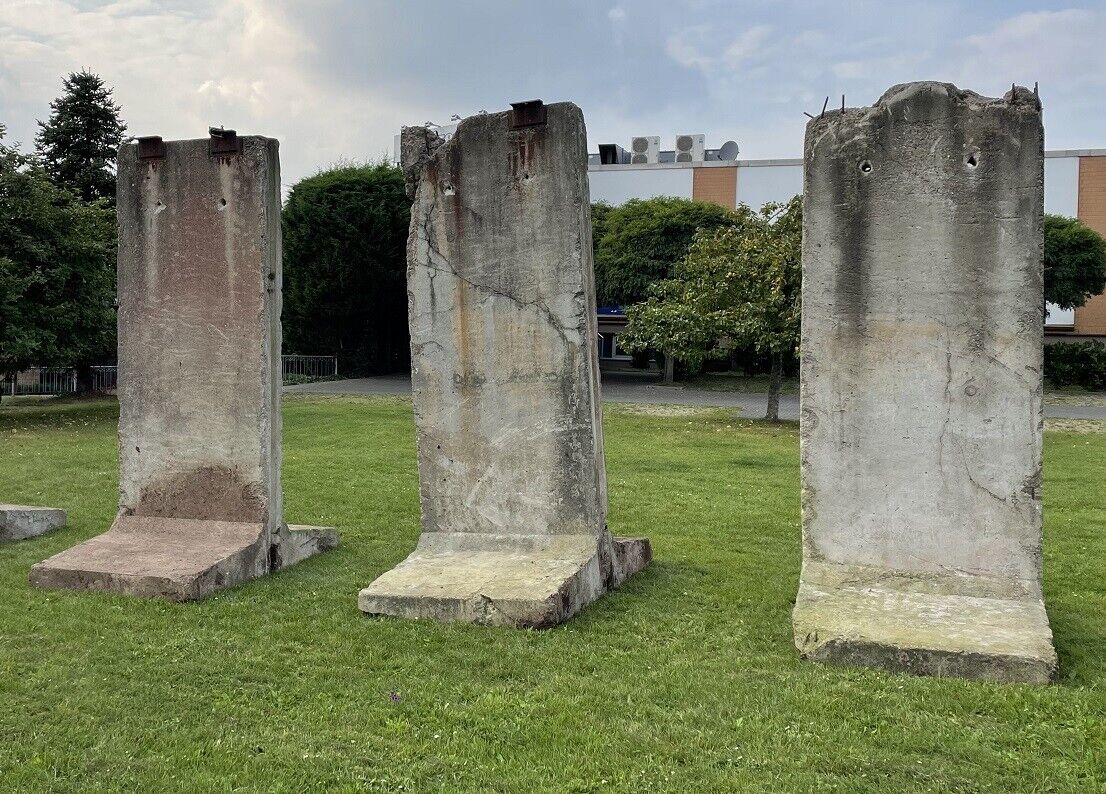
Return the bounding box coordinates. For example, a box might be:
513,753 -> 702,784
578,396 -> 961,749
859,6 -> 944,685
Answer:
0,126 -> 116,395
35,70 -> 127,203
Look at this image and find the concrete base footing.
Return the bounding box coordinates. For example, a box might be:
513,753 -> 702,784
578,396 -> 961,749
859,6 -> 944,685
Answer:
29,515 -> 337,602
0,504 -> 67,541
792,561 -> 1057,684
359,533 -> 651,629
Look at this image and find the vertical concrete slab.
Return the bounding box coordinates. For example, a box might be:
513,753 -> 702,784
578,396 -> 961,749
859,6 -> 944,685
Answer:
31,132 -> 336,601
358,102 -> 650,628
794,82 -> 1056,683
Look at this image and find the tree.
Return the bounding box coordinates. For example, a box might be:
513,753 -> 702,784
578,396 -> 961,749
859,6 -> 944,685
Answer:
620,196 -> 802,421
593,197 -> 738,308
590,201 -> 613,267
35,70 -> 127,204
283,162 -> 411,375
0,126 -> 42,385
0,127 -> 117,396
1044,214 -> 1106,311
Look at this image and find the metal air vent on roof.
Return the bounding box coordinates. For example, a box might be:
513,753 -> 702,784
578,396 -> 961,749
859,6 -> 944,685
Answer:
630,136 -> 659,164
674,133 -> 705,163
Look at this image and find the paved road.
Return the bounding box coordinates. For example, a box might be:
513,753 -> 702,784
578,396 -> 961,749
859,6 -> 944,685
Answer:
285,372 -> 1106,421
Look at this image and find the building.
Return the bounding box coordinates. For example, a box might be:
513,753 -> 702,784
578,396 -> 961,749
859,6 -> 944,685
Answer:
588,138 -> 1106,360
395,128 -> 1106,361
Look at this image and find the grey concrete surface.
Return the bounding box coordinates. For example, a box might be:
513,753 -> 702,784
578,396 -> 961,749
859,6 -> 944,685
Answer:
793,81 -> 1056,683
359,104 -> 649,628
33,134 -> 336,602
0,505 -> 66,542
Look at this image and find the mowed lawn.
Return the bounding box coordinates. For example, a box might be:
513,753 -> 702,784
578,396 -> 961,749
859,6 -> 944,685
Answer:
1,395 -> 1104,792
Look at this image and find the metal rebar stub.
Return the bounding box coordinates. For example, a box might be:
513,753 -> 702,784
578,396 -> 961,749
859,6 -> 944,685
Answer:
208,127 -> 241,156
509,100 -> 547,130
137,136 -> 166,160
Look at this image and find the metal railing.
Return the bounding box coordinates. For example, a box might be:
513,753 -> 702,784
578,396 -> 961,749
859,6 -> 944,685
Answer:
3,368 -> 78,396
91,365 -> 118,392
282,354 -> 339,381
2,355 -> 339,396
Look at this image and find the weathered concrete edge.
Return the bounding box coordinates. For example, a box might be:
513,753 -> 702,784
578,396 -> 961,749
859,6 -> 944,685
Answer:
0,506 -> 67,542
358,536 -> 651,629
273,524 -> 340,570
29,523 -> 338,602
29,535 -> 269,602
795,633 -> 1056,685
792,599 -> 1058,685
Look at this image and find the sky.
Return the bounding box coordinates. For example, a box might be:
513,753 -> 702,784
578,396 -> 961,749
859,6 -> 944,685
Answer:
2,0 -> 1105,191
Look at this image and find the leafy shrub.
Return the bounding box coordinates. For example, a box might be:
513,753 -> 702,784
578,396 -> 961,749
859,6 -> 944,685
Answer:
593,197 -> 738,308
283,163 -> 410,375
1044,214 -> 1106,311
1044,341 -> 1106,390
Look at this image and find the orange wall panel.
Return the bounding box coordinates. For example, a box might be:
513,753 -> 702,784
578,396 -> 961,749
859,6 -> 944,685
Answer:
1076,157 -> 1106,335
692,167 -> 736,209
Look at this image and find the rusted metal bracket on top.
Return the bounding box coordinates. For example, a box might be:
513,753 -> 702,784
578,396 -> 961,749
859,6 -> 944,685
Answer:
209,127 -> 241,156
509,100 -> 546,130
136,128 -> 242,160
137,136 -> 166,160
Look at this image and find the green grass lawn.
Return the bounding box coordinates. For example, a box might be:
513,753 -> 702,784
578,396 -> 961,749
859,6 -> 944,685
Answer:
1,396 -> 1104,791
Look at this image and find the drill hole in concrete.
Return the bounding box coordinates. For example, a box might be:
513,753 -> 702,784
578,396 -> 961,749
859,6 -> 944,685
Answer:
966,153 -> 979,168
859,160 -> 873,174
218,197 -> 228,210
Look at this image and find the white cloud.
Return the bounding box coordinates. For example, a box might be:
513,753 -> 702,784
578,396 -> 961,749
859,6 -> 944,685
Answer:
666,24 -> 774,73
723,25 -> 774,68
2,1 -> 1105,172
0,0 -> 432,188
955,8 -> 1106,91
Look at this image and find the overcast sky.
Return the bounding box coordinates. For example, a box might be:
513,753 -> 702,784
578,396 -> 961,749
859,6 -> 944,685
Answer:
2,0 -> 1105,191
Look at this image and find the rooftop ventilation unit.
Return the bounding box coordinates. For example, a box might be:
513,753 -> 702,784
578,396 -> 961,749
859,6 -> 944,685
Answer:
674,134 -> 705,163
630,136 -> 659,164
598,143 -> 629,165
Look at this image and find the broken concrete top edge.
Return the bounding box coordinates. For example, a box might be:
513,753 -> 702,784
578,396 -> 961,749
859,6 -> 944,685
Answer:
806,80 -> 1040,136
402,100 -> 580,135
119,135 -> 278,152
403,101 -> 582,158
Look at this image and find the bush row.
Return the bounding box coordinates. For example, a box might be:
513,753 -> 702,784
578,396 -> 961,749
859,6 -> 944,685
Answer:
1044,341 -> 1106,390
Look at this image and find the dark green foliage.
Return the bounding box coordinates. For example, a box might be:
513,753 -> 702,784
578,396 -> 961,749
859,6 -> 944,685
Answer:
1044,341 -> 1106,390
35,70 -> 127,204
0,129 -> 116,383
593,197 -> 737,307
590,200 -> 613,264
282,163 -> 410,375
1044,214 -> 1106,310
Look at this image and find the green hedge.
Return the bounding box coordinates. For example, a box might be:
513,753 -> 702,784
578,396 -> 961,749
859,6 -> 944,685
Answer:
1044,341 -> 1106,390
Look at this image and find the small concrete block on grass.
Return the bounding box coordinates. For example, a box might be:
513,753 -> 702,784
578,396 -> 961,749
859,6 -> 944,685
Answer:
0,504 -> 66,541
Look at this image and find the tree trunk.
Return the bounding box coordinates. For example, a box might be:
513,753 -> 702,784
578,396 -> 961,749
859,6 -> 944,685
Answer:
765,351 -> 783,422
663,354 -> 675,385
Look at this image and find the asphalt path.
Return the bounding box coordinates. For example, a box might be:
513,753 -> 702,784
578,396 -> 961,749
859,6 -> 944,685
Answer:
285,372 -> 1106,421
